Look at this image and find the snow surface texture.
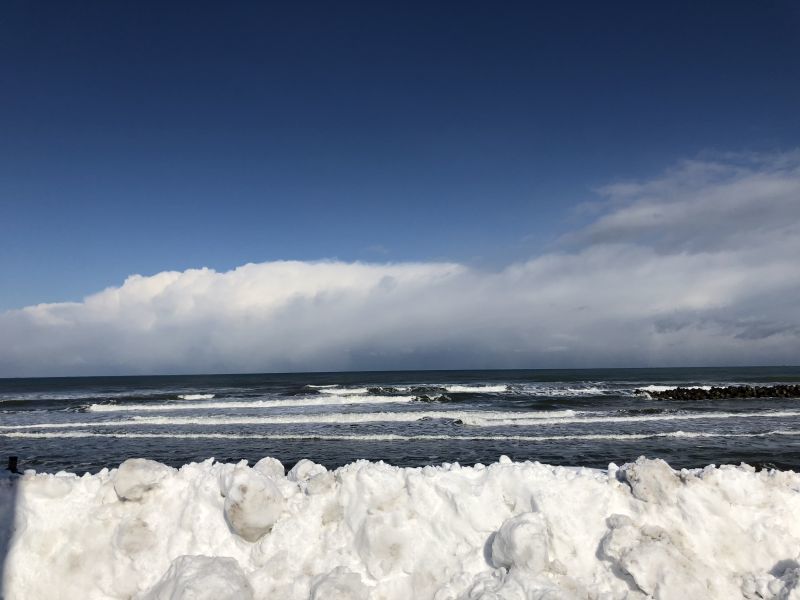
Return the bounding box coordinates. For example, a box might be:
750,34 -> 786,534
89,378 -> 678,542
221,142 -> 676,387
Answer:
2,456 -> 800,599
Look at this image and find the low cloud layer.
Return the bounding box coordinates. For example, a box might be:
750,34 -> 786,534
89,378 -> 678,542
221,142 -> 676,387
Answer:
2,153 -> 799,376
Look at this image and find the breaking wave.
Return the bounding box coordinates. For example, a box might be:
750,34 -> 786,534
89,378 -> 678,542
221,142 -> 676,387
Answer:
88,395 -> 416,412
315,387 -> 370,396
4,409 -> 800,430
2,429 -> 799,441
637,385 -> 713,393
176,393 -> 215,400
443,385 -> 509,393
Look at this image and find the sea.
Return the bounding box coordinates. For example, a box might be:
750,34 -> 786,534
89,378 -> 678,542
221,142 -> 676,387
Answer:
1,367 -> 800,474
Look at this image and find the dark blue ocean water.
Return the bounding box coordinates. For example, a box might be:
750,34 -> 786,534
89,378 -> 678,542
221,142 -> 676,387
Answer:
2,367 -> 800,474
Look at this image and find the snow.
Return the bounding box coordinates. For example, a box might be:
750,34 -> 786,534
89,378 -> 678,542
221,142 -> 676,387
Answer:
114,458 -> 173,501
142,555 -> 253,600
219,466 -> 285,542
3,456 -> 800,599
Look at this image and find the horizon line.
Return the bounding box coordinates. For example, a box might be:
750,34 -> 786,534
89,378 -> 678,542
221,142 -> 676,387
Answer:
2,364 -> 799,381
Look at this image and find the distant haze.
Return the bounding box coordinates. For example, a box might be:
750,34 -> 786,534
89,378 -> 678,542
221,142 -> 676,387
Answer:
2,153 -> 798,376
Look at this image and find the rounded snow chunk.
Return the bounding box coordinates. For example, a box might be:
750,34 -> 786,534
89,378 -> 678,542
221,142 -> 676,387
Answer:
491,512 -> 550,573
498,455 -> 512,465
253,457 -> 285,480
600,513 -> 710,597
114,458 -> 173,501
288,459 -> 327,482
223,468 -> 286,542
141,555 -> 253,600
113,517 -> 156,555
599,514 -> 638,560
620,457 -> 679,503
310,567 -> 369,600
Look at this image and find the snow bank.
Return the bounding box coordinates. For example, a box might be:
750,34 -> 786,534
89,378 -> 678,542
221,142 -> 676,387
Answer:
3,456 -> 800,599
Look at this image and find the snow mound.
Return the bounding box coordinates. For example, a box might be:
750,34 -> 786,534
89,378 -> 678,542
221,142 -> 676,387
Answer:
140,555 -> 253,600
310,567 -> 370,600
252,456 -> 285,479
619,456 -> 680,503
220,465 -> 285,542
4,455 -> 800,599
287,458 -> 327,482
490,512 -> 550,573
114,458 -> 174,501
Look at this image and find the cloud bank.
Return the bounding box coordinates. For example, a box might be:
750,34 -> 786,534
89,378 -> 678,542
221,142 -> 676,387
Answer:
2,153 -> 799,376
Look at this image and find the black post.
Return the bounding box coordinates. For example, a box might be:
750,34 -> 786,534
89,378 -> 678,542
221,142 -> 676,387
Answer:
7,456 -> 19,474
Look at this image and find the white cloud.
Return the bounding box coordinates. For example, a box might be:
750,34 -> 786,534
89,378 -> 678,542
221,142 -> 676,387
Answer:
2,153 -> 799,376
578,152 -> 800,251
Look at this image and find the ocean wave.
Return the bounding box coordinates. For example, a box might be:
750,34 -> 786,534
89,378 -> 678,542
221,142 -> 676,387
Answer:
459,410 -> 800,427
176,393 -> 215,400
0,409 -> 578,429
0,389 -> 176,403
4,409 -> 800,430
3,429 -> 798,441
88,395 -> 416,412
518,384 -> 611,396
316,387 -> 370,396
443,385 -> 509,393
310,383 -> 511,396
637,385 -> 713,393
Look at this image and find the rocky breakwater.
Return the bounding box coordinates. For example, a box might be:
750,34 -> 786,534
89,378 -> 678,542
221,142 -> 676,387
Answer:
640,384 -> 800,400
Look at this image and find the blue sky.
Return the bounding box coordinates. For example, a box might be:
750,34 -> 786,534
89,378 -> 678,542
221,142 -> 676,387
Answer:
2,2 -> 800,374
3,1 -> 799,311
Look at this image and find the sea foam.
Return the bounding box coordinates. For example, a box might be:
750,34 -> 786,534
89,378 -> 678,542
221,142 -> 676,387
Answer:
4,409 -> 798,431
2,456 -> 800,599
87,395 -> 416,412
637,385 -> 713,393
176,393 -> 216,400
2,429 -> 798,442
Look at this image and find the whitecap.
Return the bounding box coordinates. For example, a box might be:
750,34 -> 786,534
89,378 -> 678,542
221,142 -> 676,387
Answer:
444,385 -> 508,393
2,429 -> 799,442
317,388 -> 370,396
88,395 -> 416,412
636,385 -> 713,393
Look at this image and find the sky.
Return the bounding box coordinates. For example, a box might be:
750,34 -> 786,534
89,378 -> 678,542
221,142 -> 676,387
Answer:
1,1 -> 799,375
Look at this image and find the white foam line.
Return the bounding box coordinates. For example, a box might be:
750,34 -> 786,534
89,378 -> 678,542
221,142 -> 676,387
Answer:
88,395 -> 416,413
177,394 -> 215,400
2,430 -> 799,442
2,409 -> 800,430
444,385 -> 508,393
461,410 -> 800,427
637,385 -> 713,393
0,409 -> 578,429
308,384 -> 510,394
519,385 -> 610,396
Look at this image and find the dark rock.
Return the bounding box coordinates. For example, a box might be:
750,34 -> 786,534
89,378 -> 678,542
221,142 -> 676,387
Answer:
367,386 -> 402,395
636,384 -> 800,400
